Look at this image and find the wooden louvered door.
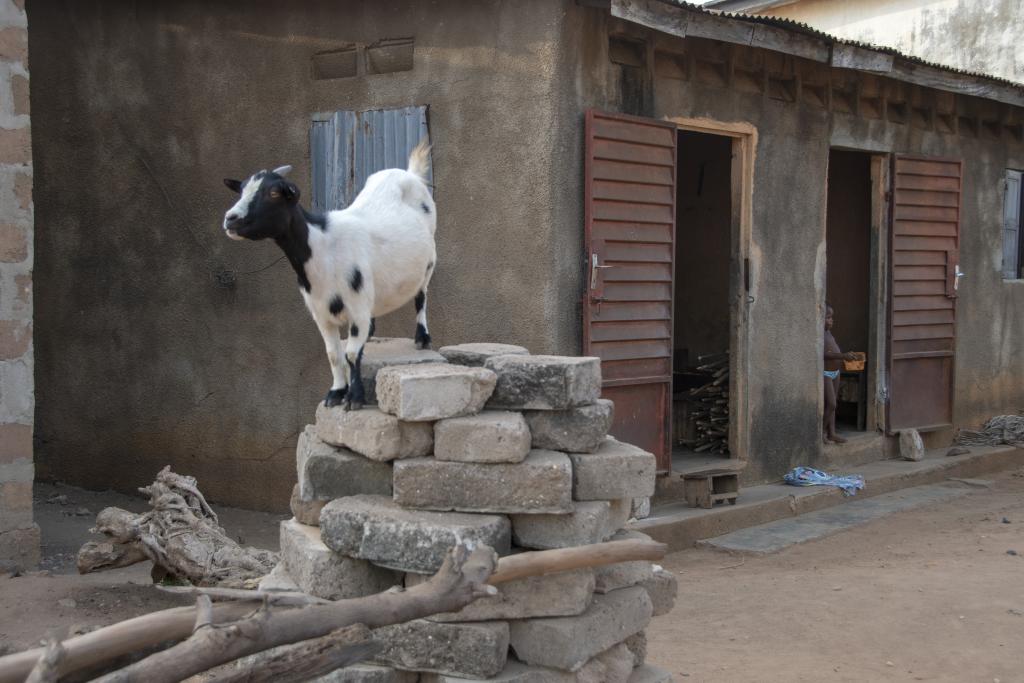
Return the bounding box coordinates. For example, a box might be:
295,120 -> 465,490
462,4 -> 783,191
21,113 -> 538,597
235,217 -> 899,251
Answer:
888,155 -> 962,432
583,110 -> 677,471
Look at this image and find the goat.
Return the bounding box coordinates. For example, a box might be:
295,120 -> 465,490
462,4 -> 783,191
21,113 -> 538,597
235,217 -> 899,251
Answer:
221,141 -> 436,410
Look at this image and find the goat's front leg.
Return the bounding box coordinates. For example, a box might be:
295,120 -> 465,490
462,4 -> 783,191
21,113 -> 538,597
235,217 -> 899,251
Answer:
343,314 -> 371,410
413,288 -> 431,350
314,316 -> 347,407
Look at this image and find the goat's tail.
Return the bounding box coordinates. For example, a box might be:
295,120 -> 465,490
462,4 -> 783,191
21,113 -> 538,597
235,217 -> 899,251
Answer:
407,139 -> 432,181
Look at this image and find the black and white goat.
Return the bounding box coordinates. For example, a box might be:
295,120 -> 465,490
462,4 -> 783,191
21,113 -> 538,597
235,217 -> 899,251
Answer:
222,141 -> 436,410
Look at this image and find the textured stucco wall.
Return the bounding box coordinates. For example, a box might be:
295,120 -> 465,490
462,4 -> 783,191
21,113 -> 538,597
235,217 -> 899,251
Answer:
29,0 -> 575,511
567,5 -> 1024,483
761,0 -> 1023,85
0,0 -> 36,570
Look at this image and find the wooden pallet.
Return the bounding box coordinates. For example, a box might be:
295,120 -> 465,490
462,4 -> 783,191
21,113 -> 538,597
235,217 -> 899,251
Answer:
682,468 -> 739,509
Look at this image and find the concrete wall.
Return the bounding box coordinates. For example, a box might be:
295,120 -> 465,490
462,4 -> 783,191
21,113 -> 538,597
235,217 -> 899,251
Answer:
759,0 -> 1023,85
28,0 -> 579,511
0,0 -> 36,570
566,5 -> 1024,482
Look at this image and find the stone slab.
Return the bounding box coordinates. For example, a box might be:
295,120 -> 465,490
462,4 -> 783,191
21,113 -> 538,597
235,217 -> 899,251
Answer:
508,586 -> 653,672
701,484 -> 971,555
393,450 -> 573,514
373,619 -> 509,678
435,411 -> 531,464
609,498 -> 632,533
570,438 -> 656,501
257,561 -> 300,593
316,405 -> 433,461
511,501 -> 614,550
624,632 -> 647,668
409,568 -> 595,622
280,519 -> 400,600
359,337 -> 448,404
318,665 -> 419,682
320,495 -> 511,574
594,530 -> 655,594
296,426 -> 394,502
420,659 -> 574,682
290,484 -> 328,526
595,643 -> 634,683
524,400 -> 613,453
900,428 -> 924,461
439,343 -> 530,367
485,355 -> 601,411
630,497 -> 651,521
377,363 -> 496,421
641,566 -> 678,617
628,665 -> 673,683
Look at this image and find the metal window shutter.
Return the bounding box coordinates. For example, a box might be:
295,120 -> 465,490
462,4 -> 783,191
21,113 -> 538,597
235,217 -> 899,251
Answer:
310,106 -> 431,213
1004,170 -> 1022,279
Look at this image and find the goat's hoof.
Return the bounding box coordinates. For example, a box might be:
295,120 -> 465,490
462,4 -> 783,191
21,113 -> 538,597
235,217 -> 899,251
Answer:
343,398 -> 364,412
324,388 -> 347,407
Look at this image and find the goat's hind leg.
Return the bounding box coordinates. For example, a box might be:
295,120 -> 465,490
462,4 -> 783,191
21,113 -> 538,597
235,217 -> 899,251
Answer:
413,289 -> 431,350
315,317 -> 347,407
343,316 -> 371,410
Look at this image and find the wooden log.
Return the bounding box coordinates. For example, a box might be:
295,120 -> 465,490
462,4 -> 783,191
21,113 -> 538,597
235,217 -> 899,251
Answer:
488,539 -> 666,585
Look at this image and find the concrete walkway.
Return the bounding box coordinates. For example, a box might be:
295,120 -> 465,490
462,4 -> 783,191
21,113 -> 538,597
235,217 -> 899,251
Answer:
631,444 -> 1023,551
700,483 -> 973,554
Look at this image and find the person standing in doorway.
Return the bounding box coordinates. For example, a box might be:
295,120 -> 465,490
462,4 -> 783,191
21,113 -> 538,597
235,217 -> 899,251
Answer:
824,303 -> 858,444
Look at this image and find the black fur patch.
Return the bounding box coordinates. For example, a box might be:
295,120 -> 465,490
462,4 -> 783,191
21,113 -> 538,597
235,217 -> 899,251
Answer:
329,295 -> 344,316
344,347 -> 366,409
415,323 -> 431,350
324,387 -> 347,407
414,290 -> 426,313
350,324 -> 360,338
421,202 -> 430,214
303,208 -> 327,232
369,318 -> 376,338
349,268 -> 363,293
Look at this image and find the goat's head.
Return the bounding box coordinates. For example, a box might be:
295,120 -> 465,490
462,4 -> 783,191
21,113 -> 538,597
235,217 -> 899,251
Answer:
222,165 -> 299,241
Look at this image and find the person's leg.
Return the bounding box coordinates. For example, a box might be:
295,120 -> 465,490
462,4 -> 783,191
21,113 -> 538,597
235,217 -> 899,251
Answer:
823,376 -> 835,444
829,376 -> 847,443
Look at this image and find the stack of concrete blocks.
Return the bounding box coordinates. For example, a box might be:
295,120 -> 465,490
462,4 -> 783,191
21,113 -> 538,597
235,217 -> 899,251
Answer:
274,338 -> 677,682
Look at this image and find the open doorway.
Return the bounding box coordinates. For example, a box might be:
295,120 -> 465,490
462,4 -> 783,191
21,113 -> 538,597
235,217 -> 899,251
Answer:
672,130 -> 734,469
825,150 -> 872,436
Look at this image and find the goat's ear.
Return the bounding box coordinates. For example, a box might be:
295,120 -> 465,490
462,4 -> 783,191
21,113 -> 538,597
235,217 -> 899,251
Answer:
282,181 -> 300,202
223,178 -> 243,193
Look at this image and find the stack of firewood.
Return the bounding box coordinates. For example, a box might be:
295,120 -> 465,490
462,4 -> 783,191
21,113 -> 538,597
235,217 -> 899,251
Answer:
687,351 -> 730,455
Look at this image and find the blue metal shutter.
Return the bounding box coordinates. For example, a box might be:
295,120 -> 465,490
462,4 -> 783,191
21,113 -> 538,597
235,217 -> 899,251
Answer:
310,106 -> 431,214
1004,170 -> 1022,279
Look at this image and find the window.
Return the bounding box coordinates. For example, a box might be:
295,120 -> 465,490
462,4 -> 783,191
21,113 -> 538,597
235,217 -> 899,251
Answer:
309,106 -> 431,213
1004,170 -> 1023,279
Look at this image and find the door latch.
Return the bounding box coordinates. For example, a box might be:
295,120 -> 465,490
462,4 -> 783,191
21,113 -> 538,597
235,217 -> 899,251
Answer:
590,253 -> 614,290
954,265 -> 964,291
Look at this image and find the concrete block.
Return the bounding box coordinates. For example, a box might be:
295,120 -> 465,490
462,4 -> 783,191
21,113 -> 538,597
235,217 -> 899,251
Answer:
595,643 -> 634,683
900,428 -> 924,461
569,438 -> 656,501
630,497 -> 651,521
511,501 -> 613,550
508,586 -> 653,672
257,561 -> 299,593
439,342 -> 530,367
319,495 -> 511,574
373,619 -> 509,678
640,566 -> 678,617
421,659 -> 574,682
359,337 -> 448,404
409,568 -> 594,622
435,411 -> 531,464
316,405 -> 433,461
485,355 -> 601,410
279,519 -> 400,600
594,530 -> 655,594
377,363 -> 496,421
624,631 -> 647,668
574,658 -> 608,683
393,450 -> 573,514
290,483 -> 327,527
524,400 -> 613,453
628,665 -> 673,683
0,523 -> 39,572
608,498 -> 632,533
296,426 -> 394,502
317,665 -> 419,682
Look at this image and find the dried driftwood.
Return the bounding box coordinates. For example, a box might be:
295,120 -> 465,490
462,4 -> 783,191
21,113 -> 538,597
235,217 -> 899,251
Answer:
76,467 -> 277,588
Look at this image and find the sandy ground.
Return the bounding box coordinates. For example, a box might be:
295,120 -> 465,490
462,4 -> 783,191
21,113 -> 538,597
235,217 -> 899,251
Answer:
648,467 -> 1024,682
2,472 -> 1023,682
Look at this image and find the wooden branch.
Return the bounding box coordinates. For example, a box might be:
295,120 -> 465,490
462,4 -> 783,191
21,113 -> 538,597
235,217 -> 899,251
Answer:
194,596 -> 214,632
201,624 -> 380,683
91,543 -> 500,683
488,539 -> 666,584
77,540 -> 149,574
24,635 -> 65,683
157,585 -> 331,606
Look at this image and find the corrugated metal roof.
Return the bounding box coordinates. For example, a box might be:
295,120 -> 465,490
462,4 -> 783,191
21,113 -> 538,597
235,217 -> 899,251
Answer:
648,0 -> 1024,91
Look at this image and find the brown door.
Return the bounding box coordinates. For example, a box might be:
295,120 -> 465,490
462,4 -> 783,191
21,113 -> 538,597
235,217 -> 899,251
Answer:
583,109 -> 677,471
887,154 -> 962,432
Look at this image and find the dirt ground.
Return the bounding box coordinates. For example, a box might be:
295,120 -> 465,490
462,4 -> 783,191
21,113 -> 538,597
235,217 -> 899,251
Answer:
2,472 -> 1023,682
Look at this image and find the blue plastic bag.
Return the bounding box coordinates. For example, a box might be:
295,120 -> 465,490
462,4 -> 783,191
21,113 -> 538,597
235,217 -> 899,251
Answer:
783,466 -> 865,496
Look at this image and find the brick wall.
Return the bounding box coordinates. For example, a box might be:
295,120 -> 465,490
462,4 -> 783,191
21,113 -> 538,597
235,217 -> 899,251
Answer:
0,0 -> 36,571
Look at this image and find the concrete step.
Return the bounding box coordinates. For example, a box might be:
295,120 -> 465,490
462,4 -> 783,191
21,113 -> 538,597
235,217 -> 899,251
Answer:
631,445 -> 1023,552
699,482 -> 974,555
819,429 -> 893,471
